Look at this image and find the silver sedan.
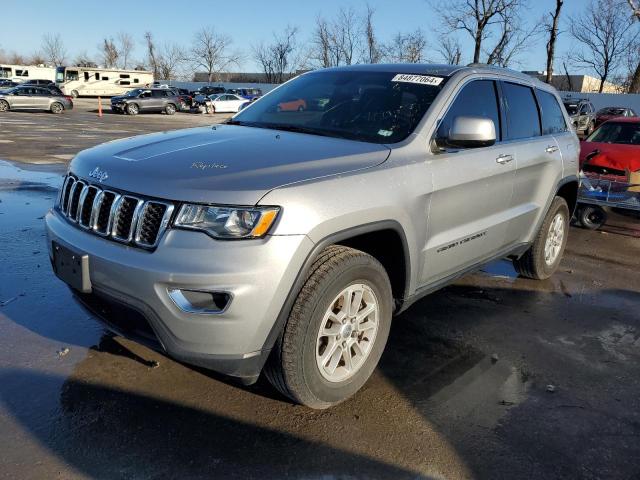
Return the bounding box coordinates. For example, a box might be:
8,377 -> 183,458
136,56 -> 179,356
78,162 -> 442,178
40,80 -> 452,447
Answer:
0,86 -> 74,114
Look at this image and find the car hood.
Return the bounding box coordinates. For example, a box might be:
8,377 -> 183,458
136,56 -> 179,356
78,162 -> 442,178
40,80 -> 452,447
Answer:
69,125 -> 391,205
579,141 -> 640,172
111,96 -> 127,102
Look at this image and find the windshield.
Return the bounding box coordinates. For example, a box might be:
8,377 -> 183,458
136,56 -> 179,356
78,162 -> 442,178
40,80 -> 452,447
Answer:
124,89 -> 143,97
563,103 -> 579,115
232,71 -> 446,144
586,122 -> 640,145
597,108 -> 626,116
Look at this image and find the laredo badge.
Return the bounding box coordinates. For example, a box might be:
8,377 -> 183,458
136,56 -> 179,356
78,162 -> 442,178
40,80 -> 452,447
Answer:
391,74 -> 443,86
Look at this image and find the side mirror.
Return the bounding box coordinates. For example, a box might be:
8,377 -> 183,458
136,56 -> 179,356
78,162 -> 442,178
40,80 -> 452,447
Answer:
444,116 -> 496,148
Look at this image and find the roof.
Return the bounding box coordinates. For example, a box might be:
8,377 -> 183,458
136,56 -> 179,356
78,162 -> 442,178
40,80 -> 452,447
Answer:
314,63 -> 547,86
599,117 -> 640,123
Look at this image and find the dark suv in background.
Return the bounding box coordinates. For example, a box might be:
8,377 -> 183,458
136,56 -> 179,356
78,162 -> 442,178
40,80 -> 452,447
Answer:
111,88 -> 181,115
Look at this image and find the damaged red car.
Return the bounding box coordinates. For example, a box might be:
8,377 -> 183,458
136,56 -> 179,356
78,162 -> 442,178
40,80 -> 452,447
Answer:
580,117 -> 640,177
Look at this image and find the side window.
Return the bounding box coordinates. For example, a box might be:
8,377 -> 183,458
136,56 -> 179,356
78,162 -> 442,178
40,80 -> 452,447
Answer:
84,72 -> 90,81
437,80 -> 502,143
537,90 -> 567,135
502,82 -> 541,140
66,70 -> 79,81
140,90 -> 151,98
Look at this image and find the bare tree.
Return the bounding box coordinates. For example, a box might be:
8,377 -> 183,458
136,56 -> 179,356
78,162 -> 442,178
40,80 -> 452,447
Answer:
544,0 -> 564,83
191,27 -> 239,83
144,32 -> 160,78
157,43 -> 186,81
311,16 -> 334,68
437,36 -> 462,65
570,0 -> 637,92
435,0 -> 522,63
334,7 -> 360,65
100,38 -> 119,68
363,4 -> 382,63
485,12 -> 543,67
42,33 -> 67,66
625,0 -> 640,92
9,52 -> 26,65
254,26 -> 301,84
29,52 -> 46,65
74,52 -> 97,68
383,30 -> 428,63
117,32 -> 134,69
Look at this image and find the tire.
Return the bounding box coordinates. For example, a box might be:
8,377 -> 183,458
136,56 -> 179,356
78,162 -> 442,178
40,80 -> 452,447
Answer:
180,101 -> 188,111
0,99 -> 9,112
50,102 -> 64,114
126,103 -> 139,115
513,196 -> 570,280
579,205 -> 607,230
165,103 -> 176,115
71,90 -> 79,98
586,121 -> 595,136
297,105 -> 304,111
265,245 -> 393,409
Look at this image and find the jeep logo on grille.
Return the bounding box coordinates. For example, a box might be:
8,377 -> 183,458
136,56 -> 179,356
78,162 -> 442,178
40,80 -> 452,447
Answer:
88,167 -> 109,183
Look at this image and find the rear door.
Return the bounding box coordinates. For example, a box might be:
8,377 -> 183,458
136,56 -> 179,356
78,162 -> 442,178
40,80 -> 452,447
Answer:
502,82 -> 562,245
423,79 -> 516,285
33,88 -> 52,109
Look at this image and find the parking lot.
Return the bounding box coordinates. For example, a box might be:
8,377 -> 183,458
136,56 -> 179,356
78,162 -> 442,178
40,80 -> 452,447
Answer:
1,105 -> 640,479
0,98 -> 232,164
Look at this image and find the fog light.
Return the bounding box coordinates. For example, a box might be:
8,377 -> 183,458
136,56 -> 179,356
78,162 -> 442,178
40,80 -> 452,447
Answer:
168,288 -> 231,314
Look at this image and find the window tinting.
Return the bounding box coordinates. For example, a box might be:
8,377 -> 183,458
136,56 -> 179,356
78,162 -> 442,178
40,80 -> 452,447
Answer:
503,82 -> 541,140
437,80 -> 501,142
537,90 -> 567,135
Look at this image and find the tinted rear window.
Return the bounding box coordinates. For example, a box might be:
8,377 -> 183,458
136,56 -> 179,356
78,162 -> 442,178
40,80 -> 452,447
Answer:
537,90 -> 567,135
503,82 -> 541,140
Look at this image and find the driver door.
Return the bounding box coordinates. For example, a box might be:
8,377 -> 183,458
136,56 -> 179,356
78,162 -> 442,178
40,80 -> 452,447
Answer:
422,79 -> 516,285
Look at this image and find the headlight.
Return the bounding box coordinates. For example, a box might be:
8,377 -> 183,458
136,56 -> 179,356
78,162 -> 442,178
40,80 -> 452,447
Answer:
174,204 -> 279,239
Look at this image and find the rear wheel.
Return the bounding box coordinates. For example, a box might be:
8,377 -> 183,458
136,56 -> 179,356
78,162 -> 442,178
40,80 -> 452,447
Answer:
50,102 -> 64,114
265,245 -> 393,409
126,103 -> 139,115
165,103 -> 176,115
513,196 -> 569,280
71,90 -> 79,98
579,205 -> 607,230
0,100 -> 9,112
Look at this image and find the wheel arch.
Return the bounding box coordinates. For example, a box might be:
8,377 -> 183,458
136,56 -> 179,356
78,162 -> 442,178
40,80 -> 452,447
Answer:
259,220 -> 411,361
556,176 -> 579,216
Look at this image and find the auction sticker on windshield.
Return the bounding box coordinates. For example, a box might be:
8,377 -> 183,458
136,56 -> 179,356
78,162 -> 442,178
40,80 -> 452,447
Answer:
391,74 -> 443,86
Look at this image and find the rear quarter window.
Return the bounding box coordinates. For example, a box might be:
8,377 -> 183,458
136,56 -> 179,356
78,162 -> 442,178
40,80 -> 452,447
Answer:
537,90 -> 567,135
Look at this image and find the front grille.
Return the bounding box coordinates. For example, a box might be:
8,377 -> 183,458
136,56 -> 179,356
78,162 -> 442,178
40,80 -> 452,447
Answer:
58,174 -> 174,249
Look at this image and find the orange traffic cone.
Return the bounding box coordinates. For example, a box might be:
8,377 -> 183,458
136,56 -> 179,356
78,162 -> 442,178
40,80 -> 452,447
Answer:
98,97 -> 103,117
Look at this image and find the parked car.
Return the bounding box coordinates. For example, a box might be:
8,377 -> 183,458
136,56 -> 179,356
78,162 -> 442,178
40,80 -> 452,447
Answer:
579,117 -> 640,176
173,88 -> 193,109
594,107 -> 637,127
563,98 -> 596,136
22,79 -> 54,86
277,98 -> 307,112
195,85 -> 226,96
207,93 -> 250,113
0,86 -> 73,113
0,79 -> 20,89
46,64 -> 578,408
227,88 -> 263,101
110,88 -> 181,115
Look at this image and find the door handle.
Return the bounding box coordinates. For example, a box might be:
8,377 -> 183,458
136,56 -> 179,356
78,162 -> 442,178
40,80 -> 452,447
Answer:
496,154 -> 513,165
545,145 -> 559,154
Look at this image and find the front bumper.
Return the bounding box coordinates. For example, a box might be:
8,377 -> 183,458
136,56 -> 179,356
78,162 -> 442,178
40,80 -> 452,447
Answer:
45,208 -> 313,379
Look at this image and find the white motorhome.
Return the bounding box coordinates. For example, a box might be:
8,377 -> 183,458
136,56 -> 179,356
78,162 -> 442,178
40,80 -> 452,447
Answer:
55,66 -> 154,97
0,64 -> 56,83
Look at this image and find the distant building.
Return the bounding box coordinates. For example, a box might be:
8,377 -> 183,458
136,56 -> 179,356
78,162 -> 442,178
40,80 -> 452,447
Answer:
522,71 -> 624,93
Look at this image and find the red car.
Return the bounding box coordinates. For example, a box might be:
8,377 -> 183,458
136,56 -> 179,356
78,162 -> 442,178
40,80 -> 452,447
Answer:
580,117 -> 640,176
594,107 -> 637,128
277,98 -> 307,112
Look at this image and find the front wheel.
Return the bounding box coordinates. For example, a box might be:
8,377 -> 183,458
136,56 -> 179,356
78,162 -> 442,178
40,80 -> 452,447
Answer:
126,103 -> 139,115
265,245 -> 393,409
513,196 -> 569,280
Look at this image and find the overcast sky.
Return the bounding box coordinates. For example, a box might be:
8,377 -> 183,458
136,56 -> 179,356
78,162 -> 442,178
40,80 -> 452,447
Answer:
0,0 -> 589,73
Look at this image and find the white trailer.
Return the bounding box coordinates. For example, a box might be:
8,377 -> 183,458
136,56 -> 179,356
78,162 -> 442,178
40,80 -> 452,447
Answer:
0,64 -> 56,83
55,66 -> 154,97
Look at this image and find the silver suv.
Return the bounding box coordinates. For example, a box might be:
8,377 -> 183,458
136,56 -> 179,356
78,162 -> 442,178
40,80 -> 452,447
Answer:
46,64 -> 579,408
562,97 -> 596,136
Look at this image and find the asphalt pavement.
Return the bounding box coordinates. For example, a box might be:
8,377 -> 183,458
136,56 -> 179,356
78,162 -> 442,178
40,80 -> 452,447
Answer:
0,104 -> 639,479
